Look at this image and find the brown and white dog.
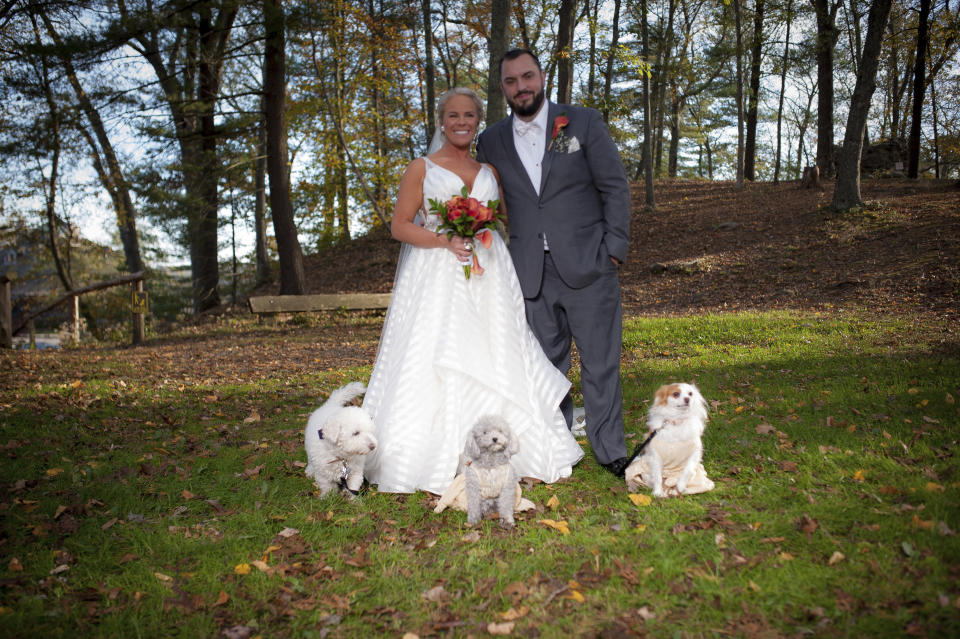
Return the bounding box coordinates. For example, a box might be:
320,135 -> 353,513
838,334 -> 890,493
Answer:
625,383 -> 715,497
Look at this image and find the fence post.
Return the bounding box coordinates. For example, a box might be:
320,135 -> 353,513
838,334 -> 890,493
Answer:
0,275 -> 11,349
72,295 -> 79,345
132,280 -> 146,345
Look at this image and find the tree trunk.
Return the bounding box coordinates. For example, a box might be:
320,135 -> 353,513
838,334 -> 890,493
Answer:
668,90 -> 681,178
264,0 -> 305,294
123,1 -> 238,314
254,102 -> 271,286
641,0 -> 655,208
831,0 -> 893,209
602,0 -> 621,123
744,0 -> 765,181
555,0 -> 575,104
811,0 -> 840,178
774,0 -> 791,184
734,0 -> 745,189
41,13 -> 144,274
486,0 -> 510,124
587,0 -> 598,98
422,0 -> 436,145
906,0 -> 930,178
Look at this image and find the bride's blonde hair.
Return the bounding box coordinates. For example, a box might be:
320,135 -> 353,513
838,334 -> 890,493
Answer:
436,87 -> 485,125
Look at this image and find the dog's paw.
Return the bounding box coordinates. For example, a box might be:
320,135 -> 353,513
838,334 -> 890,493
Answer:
652,488 -> 666,498
499,519 -> 515,530
676,481 -> 689,494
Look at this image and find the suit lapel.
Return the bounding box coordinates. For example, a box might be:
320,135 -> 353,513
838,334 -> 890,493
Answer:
539,102 -> 562,198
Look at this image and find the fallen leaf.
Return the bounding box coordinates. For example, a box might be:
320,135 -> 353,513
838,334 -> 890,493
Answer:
101,517 -> 118,530
749,580 -> 761,592
45,468 -> 64,477
685,566 -> 719,582
779,552 -> 794,561
539,519 -> 570,535
924,482 -> 945,493
546,495 -> 560,510
461,531 -> 480,543
154,572 -> 172,581
946,392 -> 955,405
938,521 -> 956,536
628,493 -> 652,507
212,590 -> 229,607
756,423 -> 776,435
251,560 -> 270,572
901,541 -> 916,557
499,605 -> 529,621
797,514 -> 819,538
421,585 -> 449,602
568,590 -> 586,602
912,515 -> 934,530
277,527 -> 299,538
637,605 -> 656,620
714,533 -> 726,548
828,551 -> 845,565
9,557 -> 23,572
53,505 -> 67,519
852,469 -> 865,482
487,621 -> 515,635
181,490 -> 196,500
234,563 -> 251,575
242,411 -> 261,424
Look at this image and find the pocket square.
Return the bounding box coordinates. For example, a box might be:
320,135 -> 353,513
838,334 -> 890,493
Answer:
566,136 -> 580,153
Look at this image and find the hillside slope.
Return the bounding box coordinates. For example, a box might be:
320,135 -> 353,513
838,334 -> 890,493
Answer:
257,178 -> 959,319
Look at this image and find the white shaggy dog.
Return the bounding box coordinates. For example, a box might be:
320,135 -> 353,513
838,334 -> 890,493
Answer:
304,382 -> 377,497
462,415 -> 521,529
625,382 -> 715,498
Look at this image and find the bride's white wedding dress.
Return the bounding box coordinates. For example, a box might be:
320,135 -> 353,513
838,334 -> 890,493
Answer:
363,157 -> 583,494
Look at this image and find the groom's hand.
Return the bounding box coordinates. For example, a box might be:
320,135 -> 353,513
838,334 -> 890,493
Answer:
610,256 -> 621,267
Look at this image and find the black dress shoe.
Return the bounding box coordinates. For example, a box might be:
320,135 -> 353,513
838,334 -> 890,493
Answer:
601,457 -> 629,478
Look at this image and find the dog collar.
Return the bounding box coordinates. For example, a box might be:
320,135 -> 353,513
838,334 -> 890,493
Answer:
336,461 -> 359,495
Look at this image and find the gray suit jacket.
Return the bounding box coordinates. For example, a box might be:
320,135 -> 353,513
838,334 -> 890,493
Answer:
476,102 -> 631,298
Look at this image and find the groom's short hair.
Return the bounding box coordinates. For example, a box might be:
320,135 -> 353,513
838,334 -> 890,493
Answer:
499,48 -> 542,76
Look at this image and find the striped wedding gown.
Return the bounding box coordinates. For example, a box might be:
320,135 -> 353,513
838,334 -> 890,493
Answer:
362,158 -> 583,495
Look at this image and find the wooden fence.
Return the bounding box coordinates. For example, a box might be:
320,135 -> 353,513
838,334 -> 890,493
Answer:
1,272 -> 146,349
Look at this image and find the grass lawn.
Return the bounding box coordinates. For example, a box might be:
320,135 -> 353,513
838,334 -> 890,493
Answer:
1,311 -> 958,638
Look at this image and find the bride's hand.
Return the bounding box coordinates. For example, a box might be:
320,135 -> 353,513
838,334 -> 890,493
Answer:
447,235 -> 474,262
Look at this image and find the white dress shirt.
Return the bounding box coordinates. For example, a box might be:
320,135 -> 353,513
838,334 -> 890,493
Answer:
513,102 -> 551,250
513,101 -> 550,196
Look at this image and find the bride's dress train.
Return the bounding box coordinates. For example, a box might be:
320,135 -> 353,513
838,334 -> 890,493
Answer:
363,157 -> 583,495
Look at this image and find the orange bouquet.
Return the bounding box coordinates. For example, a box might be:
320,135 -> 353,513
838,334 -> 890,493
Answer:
429,186 -> 502,279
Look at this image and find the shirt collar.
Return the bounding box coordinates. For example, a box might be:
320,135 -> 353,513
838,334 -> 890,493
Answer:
513,100 -> 550,136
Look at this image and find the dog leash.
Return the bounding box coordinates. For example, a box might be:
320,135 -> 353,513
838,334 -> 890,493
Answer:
624,430 -> 657,467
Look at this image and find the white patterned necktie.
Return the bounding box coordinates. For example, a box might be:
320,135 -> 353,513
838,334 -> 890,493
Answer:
514,119 -> 540,138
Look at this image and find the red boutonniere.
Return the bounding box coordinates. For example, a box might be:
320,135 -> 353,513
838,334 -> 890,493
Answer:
548,114 -> 570,151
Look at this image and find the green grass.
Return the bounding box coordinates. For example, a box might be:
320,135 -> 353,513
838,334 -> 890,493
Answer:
1,311 -> 958,637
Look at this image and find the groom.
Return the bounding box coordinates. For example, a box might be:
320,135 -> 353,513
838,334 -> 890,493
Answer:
476,48 -> 632,477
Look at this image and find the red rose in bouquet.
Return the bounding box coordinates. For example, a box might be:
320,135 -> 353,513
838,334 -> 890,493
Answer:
429,186 -> 502,279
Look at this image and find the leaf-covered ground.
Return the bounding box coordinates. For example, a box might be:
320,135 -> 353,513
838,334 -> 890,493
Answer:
1,178 -> 959,638
262,178 -> 960,321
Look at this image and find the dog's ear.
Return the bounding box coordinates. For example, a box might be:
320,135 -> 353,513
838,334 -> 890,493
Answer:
322,416 -> 342,445
507,429 -> 519,455
465,430 -> 481,460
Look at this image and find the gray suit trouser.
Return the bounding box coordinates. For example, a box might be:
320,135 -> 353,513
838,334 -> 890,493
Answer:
524,251 -> 626,465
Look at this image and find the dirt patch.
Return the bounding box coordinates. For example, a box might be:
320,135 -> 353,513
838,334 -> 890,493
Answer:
256,178 -> 960,320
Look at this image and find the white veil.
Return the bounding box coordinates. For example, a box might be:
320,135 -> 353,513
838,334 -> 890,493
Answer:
426,126 -> 445,155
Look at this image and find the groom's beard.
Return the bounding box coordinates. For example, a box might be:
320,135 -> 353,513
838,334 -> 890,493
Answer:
507,87 -> 545,118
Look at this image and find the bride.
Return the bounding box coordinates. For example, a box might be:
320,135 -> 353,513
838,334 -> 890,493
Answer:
362,87 -> 583,495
